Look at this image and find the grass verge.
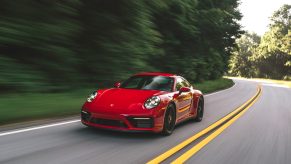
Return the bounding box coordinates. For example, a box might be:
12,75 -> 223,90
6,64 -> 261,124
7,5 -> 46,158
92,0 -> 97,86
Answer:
195,78 -> 234,94
0,78 -> 234,125
0,89 -> 91,125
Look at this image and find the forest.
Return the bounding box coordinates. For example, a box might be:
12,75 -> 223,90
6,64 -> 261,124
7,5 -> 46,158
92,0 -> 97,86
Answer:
0,0 -> 242,93
229,4 -> 290,80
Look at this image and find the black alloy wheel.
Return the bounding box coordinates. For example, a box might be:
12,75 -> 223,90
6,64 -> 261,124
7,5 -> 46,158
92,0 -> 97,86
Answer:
194,100 -> 204,122
162,104 -> 176,136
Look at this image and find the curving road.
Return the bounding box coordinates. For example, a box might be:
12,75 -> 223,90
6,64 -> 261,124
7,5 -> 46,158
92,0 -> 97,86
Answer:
0,79 -> 290,164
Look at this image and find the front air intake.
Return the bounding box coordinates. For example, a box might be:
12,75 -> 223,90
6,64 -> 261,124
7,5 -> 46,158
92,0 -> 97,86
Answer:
127,117 -> 154,128
81,111 -> 91,121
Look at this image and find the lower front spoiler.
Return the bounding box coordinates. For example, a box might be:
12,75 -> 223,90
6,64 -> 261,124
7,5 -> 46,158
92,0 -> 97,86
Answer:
81,120 -> 162,133
82,121 -> 154,133
81,110 -> 164,133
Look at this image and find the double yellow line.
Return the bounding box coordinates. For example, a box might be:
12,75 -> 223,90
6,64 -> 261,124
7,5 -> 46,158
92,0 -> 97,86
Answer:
147,85 -> 262,164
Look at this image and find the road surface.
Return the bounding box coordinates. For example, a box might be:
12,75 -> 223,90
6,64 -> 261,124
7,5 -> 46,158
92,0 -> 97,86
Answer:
0,79 -> 290,164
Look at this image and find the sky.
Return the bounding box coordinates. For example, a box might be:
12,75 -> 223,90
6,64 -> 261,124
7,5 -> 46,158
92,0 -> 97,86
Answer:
238,0 -> 290,35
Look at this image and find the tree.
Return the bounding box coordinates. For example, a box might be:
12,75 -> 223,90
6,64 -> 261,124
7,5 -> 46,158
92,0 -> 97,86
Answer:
152,0 -> 243,82
77,0 -> 163,85
0,0 -> 81,92
0,0 -> 243,93
229,4 -> 291,80
228,32 -> 260,77
253,4 -> 291,79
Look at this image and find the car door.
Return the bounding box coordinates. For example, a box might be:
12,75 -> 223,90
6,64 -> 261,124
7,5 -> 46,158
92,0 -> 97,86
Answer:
175,77 -> 193,120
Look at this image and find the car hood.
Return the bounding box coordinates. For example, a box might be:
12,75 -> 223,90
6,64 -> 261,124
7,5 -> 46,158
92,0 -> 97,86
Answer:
88,88 -> 166,112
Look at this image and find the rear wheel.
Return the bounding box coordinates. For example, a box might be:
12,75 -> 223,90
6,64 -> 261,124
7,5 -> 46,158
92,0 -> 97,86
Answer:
161,104 -> 176,136
194,99 -> 204,122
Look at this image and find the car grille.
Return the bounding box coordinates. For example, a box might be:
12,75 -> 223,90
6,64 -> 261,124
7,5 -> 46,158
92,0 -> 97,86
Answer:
127,118 -> 154,128
90,118 -> 127,128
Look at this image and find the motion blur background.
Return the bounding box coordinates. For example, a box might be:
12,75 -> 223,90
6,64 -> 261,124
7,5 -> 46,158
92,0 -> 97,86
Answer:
0,0 -> 243,93
0,0 -> 290,124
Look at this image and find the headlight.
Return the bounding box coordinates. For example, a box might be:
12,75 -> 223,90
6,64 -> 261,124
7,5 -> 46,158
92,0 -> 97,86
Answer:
87,91 -> 97,102
144,96 -> 161,109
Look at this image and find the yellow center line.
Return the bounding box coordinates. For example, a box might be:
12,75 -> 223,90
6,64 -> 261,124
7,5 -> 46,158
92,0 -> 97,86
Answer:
171,86 -> 262,163
147,85 -> 261,164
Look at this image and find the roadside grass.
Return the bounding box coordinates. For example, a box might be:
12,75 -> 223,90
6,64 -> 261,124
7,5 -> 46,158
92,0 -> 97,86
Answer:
195,78 -> 234,94
0,89 -> 91,125
227,76 -> 291,88
0,78 -> 234,125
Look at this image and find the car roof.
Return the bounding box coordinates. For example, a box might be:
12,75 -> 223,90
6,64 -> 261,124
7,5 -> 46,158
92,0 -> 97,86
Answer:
134,72 -> 176,77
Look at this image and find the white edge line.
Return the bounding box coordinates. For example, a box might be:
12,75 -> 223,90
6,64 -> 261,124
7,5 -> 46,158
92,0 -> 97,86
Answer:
0,80 -> 237,137
204,80 -> 236,97
0,120 -> 80,137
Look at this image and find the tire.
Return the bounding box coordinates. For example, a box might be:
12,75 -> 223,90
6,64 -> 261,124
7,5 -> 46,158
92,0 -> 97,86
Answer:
161,104 -> 176,136
194,99 -> 204,122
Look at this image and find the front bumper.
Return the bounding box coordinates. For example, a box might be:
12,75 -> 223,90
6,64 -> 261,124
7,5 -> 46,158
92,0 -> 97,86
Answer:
81,110 -> 164,133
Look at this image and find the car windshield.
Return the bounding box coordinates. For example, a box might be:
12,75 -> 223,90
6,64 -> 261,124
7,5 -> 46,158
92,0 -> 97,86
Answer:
120,75 -> 174,91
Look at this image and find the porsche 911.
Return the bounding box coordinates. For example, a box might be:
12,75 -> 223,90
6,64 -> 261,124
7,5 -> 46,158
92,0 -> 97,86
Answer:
81,72 -> 204,135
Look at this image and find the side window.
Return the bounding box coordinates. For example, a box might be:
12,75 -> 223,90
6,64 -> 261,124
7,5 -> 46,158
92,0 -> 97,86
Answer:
175,77 -> 185,91
181,77 -> 191,88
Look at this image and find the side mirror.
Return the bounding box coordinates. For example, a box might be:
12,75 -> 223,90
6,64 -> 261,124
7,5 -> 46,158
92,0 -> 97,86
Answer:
114,82 -> 121,88
179,87 -> 190,94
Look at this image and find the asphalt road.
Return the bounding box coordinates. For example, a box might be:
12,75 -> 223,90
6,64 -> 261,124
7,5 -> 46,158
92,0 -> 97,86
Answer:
0,79 -> 290,164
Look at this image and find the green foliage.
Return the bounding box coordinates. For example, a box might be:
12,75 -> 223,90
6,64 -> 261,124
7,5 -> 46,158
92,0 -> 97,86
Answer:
229,4 -> 291,80
152,0 -> 242,81
0,0 -> 242,93
254,4 -> 291,79
228,32 -> 261,77
0,0 -> 81,92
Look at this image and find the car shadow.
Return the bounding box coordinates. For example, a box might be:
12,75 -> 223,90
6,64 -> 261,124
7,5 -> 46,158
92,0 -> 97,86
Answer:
73,119 -> 198,140
73,126 -> 162,139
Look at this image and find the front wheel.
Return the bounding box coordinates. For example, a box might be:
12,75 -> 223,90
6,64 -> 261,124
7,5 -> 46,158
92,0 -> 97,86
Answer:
161,104 -> 176,136
194,99 -> 204,122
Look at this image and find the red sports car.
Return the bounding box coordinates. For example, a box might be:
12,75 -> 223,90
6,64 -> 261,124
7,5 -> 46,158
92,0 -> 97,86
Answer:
81,72 -> 204,135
